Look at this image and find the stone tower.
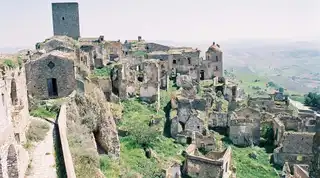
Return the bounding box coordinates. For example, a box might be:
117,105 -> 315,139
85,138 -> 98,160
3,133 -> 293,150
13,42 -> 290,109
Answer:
309,116 -> 320,178
52,2 -> 80,39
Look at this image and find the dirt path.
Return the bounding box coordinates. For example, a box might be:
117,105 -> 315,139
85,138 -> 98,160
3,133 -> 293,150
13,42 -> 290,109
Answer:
26,119 -> 57,178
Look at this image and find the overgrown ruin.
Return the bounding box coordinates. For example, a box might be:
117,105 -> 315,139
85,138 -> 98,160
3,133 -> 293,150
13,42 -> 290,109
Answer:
0,2 -> 319,178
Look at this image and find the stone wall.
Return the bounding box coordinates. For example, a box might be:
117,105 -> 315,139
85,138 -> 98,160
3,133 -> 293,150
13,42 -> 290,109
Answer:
25,51 -> 76,99
52,2 -> 80,39
273,132 -> 314,166
229,108 -> 261,146
57,104 -> 77,178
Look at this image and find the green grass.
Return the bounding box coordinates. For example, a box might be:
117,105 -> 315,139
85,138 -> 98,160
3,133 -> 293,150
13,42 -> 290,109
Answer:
219,135 -> 279,178
100,155 -> 120,178
91,66 -> 113,78
290,94 -> 305,103
30,106 -> 58,118
101,81 -> 184,177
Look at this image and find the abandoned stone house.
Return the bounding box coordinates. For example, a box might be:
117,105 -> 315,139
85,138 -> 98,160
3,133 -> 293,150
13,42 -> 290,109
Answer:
272,111 -> 319,167
200,42 -> 223,79
79,36 -> 107,69
168,48 -> 200,80
183,144 -> 232,178
25,50 -> 76,99
228,107 -> 261,146
0,63 -> 30,178
110,59 -> 161,103
104,40 -> 122,61
273,131 -> 314,167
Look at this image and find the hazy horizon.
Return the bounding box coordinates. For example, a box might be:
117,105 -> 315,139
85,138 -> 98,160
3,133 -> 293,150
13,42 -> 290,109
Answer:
0,0 -> 319,49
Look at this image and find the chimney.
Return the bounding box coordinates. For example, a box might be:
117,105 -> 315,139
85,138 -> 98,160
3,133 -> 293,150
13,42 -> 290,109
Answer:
138,36 -> 142,42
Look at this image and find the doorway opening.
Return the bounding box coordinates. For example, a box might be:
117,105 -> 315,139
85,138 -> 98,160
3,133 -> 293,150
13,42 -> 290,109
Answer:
200,70 -> 205,80
47,78 -> 58,97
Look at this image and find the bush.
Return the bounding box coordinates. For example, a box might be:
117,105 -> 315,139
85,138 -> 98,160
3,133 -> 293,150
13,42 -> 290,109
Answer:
26,120 -> 50,142
3,59 -> 16,69
92,66 -> 113,78
304,92 -> 320,109
30,106 -> 58,118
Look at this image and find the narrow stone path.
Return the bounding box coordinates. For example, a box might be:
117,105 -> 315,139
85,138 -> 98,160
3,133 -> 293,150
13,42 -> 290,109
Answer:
26,120 -> 57,178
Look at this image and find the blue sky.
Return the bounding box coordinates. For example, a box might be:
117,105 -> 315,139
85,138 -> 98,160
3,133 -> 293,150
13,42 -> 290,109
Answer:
0,0 -> 319,47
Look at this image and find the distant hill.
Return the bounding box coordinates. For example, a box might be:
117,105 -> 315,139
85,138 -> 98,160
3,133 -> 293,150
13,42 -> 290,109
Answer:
0,46 -> 31,54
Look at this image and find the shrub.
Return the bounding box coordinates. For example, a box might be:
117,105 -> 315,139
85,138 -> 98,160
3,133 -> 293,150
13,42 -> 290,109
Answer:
3,59 -> 16,69
30,106 -> 58,118
92,66 -> 113,78
304,92 -> 320,109
26,120 -> 50,142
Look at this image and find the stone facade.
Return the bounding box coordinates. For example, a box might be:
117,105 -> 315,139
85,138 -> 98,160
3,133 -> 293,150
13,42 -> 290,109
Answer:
25,51 -> 76,99
52,2 -> 80,39
229,108 -> 261,146
273,132 -> 314,167
201,42 -> 223,79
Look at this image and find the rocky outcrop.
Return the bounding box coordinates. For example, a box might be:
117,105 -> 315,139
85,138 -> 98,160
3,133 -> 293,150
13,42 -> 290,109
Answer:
66,84 -> 120,158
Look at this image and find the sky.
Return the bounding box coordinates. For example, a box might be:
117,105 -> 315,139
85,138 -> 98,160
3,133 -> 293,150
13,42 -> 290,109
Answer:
0,0 -> 319,48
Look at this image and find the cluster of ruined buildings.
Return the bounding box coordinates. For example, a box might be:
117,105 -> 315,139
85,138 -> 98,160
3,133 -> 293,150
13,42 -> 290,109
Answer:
0,2 -> 319,178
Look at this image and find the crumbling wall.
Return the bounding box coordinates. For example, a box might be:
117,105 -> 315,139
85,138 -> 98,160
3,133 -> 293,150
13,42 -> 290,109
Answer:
229,108 -> 261,146
273,132 -> 314,166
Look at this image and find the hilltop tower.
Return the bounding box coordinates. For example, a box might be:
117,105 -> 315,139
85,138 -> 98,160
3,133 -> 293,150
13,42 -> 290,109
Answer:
52,2 -> 80,39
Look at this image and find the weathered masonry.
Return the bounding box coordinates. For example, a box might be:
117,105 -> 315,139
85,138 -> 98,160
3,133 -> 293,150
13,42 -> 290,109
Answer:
52,2 -> 80,39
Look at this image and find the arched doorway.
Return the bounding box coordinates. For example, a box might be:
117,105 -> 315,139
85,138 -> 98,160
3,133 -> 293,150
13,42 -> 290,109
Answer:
7,144 -> 19,178
10,79 -> 18,105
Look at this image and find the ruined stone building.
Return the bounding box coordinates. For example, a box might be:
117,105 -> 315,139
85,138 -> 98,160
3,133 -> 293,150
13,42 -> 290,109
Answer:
183,144 -> 232,178
110,58 -> 161,103
25,50 -> 76,100
0,57 -> 30,178
52,2 -> 80,39
168,48 -> 200,80
272,113 -> 316,167
104,40 -> 122,61
79,36 -> 108,69
201,42 -> 223,79
228,107 -> 261,146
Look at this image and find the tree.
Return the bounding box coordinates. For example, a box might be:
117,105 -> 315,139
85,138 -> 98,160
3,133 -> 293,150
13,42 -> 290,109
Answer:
279,87 -> 284,93
129,121 -> 159,148
304,92 -> 320,109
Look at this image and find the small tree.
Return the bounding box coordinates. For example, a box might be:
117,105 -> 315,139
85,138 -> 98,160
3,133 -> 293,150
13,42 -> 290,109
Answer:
279,87 -> 284,93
